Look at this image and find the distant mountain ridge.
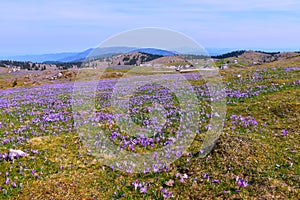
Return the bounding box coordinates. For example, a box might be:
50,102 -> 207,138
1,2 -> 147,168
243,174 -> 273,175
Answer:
1,47 -> 299,63
1,49 -> 94,63
0,47 -> 137,63
129,48 -> 177,56
0,47 -> 176,63
56,48 -> 94,62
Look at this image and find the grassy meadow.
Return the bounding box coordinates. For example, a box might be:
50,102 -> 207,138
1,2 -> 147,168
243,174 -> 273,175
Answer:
0,58 -> 299,199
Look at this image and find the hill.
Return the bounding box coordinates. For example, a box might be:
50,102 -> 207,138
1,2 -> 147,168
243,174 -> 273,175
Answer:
111,52 -> 162,66
214,50 -> 300,67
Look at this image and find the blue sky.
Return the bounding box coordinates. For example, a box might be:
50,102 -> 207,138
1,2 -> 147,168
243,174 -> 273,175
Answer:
0,0 -> 299,56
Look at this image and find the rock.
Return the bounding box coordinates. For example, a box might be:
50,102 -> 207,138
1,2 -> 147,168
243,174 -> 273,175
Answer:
8,149 -> 29,159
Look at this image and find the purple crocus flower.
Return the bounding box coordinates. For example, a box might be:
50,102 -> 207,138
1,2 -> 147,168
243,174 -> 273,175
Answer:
238,179 -> 248,187
236,177 -> 249,187
5,178 -> 10,185
282,129 -> 288,136
132,180 -> 139,190
110,165 -> 115,171
161,188 -> 173,198
31,149 -> 39,154
129,144 -> 135,151
3,138 -> 9,144
140,187 -> 147,194
11,182 -> 17,188
202,173 -> 209,179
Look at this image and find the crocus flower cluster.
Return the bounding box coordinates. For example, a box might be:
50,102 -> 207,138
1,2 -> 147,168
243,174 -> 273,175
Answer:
0,66 -> 297,194
229,114 -> 258,132
160,188 -> 173,199
236,176 -> 249,187
131,179 -> 150,194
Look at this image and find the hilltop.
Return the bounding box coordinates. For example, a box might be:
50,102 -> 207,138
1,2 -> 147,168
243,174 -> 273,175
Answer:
110,52 -> 163,66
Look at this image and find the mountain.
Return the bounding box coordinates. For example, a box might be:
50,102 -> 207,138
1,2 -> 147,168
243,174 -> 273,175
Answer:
129,48 -> 177,56
88,46 -> 136,59
4,47 -> 296,63
56,48 -> 94,62
1,49 -> 94,63
0,47 -> 138,63
3,52 -> 80,63
206,48 -> 240,56
0,47 -> 177,63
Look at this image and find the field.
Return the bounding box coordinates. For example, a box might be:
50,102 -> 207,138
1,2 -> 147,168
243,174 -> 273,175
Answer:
0,58 -> 299,199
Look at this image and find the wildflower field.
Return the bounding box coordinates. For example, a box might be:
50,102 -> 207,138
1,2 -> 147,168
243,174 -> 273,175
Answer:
0,61 -> 299,199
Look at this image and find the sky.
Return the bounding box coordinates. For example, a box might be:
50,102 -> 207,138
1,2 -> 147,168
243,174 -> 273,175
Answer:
0,0 -> 299,56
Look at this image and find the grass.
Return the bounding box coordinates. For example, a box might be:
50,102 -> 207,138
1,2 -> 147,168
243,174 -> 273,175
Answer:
0,63 -> 299,199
